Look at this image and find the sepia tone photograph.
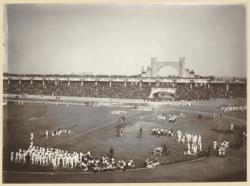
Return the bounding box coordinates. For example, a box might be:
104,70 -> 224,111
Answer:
2,2 -> 247,183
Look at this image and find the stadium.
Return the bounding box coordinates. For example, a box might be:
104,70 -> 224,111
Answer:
2,3 -> 247,183
2,71 -> 247,182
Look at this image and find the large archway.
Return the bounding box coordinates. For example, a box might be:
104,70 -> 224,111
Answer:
157,66 -> 179,77
151,57 -> 185,77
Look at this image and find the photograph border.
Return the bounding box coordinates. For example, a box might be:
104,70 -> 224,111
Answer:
0,0 -> 249,185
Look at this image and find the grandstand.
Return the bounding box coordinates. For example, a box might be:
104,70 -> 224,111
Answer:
3,73 -> 246,102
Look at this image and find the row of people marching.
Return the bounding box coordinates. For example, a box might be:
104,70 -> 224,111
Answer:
30,128 -> 71,141
10,144 -> 135,172
155,114 -> 177,122
169,115 -> 177,123
144,158 -> 161,169
156,113 -> 167,120
220,105 -> 246,112
213,140 -> 230,157
48,128 -> 71,138
151,128 -> 174,137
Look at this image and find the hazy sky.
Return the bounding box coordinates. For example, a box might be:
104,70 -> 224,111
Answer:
4,4 -> 246,77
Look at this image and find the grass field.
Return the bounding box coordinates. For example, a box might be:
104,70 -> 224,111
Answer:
2,99 -> 247,182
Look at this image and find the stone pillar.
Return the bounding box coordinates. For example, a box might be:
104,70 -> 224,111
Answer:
226,83 -> 229,92
151,57 -> 157,77
140,81 -> 142,88
31,80 -> 33,85
19,79 -> 21,85
81,81 -> 83,87
109,81 -> 112,87
208,83 -> 210,89
43,80 -> 45,86
190,83 -> 192,89
124,81 -> 127,87
54,80 -> 57,86
95,81 -> 98,86
179,57 -> 185,78
8,79 -> 10,85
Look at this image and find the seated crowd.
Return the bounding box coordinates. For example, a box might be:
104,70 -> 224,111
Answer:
144,158 -> 161,169
174,83 -> 246,101
3,79 -> 246,101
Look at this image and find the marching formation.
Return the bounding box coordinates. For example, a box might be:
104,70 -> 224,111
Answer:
155,113 -> 177,123
176,130 -> 202,155
49,128 -> 71,137
220,105 -> 246,112
151,128 -> 174,137
169,115 -> 177,122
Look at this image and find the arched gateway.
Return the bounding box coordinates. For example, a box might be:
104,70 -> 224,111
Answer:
151,57 -> 185,77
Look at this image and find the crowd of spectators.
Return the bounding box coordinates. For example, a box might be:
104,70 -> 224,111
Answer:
174,83 -> 246,101
3,79 -> 246,101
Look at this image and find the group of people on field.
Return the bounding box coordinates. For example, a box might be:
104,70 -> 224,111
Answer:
220,105 -> 246,112
212,140 -> 230,157
176,130 -> 203,155
10,142 -> 135,173
46,128 -> 71,138
30,128 -> 71,141
151,128 -> 174,137
144,158 -> 161,169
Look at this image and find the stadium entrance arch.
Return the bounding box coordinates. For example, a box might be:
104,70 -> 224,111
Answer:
151,57 -> 185,77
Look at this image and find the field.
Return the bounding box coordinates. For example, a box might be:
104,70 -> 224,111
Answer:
2,99 -> 247,183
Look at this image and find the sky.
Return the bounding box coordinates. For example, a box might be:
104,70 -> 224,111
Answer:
4,4 -> 246,77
